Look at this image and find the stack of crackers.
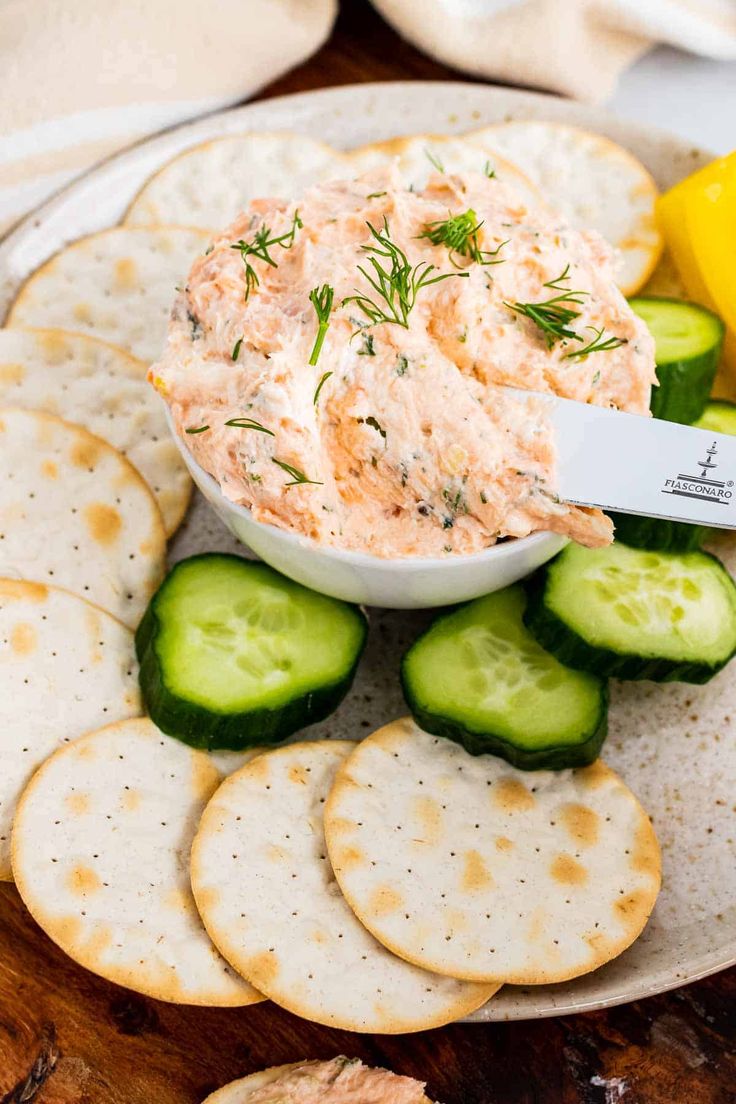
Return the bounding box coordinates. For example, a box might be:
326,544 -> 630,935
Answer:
10,716 -> 660,1030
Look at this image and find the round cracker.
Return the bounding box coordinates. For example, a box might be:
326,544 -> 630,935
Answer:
0,328 -> 190,535
11,717 -> 262,1007
0,579 -> 140,880
345,133 -> 542,209
202,1060 -> 433,1104
325,718 -> 661,986
124,133 -> 347,230
5,226 -> 211,363
191,741 -> 497,1032
0,408 -> 165,628
468,121 -> 661,295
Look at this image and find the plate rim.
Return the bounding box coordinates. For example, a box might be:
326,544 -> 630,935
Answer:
0,78 -> 731,1021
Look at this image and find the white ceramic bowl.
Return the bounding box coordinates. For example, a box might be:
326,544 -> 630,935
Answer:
167,410 -> 565,608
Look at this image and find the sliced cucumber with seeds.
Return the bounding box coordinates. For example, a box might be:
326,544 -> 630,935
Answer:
401,586 -> 608,771
525,543 -> 736,684
629,297 -> 724,425
136,554 -> 367,749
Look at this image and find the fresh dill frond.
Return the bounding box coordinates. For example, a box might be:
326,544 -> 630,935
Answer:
424,147 -> 444,172
230,209 -> 303,300
185,425 -> 209,434
505,265 -> 587,349
483,161 -> 496,179
343,218 -> 467,330
231,337 -> 243,361
308,284 -> 335,366
272,458 -> 323,487
366,191 -> 387,199
506,266 -> 626,356
544,264 -> 577,292
224,417 -> 275,435
419,208 -> 507,268
565,326 -> 628,359
313,371 -> 333,406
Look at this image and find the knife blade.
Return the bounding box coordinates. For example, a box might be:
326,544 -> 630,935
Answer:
509,389 -> 736,529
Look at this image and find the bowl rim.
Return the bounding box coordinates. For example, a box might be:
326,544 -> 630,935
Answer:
164,405 -> 562,570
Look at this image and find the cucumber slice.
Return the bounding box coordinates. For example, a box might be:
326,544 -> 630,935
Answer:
694,399 -> 736,436
401,586 -> 608,771
609,513 -> 707,553
629,297 -> 724,424
525,543 -> 736,684
136,554 -> 367,749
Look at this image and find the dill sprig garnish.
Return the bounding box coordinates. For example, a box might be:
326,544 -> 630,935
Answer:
224,417 -> 275,435
424,148 -> 444,172
505,265 -> 587,349
308,284 -> 334,366
313,371 -> 333,406
231,337 -> 243,361
343,218 -> 467,330
230,209 -> 302,300
419,208 -> 507,268
185,417 -> 276,435
272,458 -> 323,487
484,161 -> 496,179
565,326 -> 628,359
506,265 -> 626,356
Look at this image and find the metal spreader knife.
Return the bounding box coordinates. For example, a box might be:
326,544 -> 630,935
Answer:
512,390 -> 736,529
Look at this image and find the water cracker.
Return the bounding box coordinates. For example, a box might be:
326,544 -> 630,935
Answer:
191,740 -> 497,1032
5,226 -> 211,362
325,718 -> 661,986
125,133 -> 346,230
346,133 -> 542,209
0,580 -> 140,879
11,717 -> 262,1006
0,328 -> 190,535
469,121 -> 661,295
0,408 -> 165,627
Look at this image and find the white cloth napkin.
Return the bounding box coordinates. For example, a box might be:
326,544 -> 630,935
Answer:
0,0 -> 336,232
371,0 -> 736,102
1,0 -> 734,234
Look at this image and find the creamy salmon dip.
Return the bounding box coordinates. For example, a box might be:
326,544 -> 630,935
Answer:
153,167 -> 656,556
244,1058 -> 429,1104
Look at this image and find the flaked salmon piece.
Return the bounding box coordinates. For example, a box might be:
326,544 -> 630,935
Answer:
245,1058 -> 429,1104
153,167 -> 655,557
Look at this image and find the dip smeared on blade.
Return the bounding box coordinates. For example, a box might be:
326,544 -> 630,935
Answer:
153,168 -> 655,556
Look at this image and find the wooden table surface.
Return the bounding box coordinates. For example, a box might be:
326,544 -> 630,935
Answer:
1,3 -> 735,1102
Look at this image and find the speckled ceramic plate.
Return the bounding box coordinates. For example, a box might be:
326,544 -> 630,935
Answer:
0,82 -> 733,1021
